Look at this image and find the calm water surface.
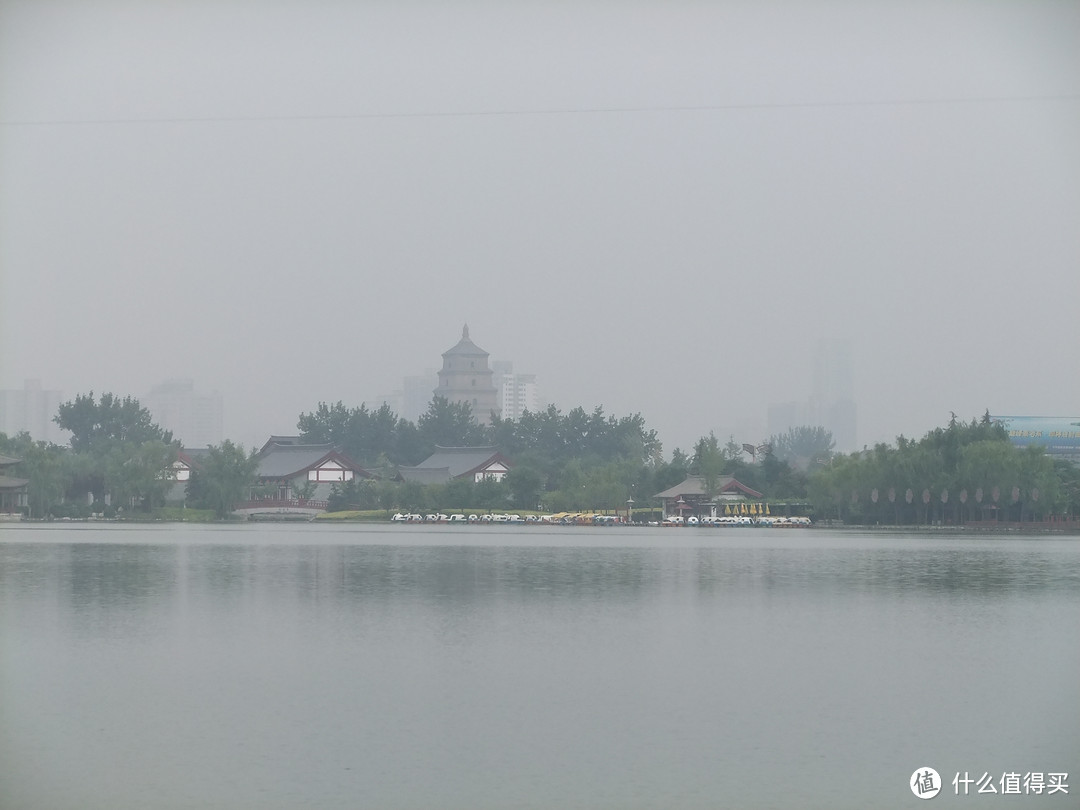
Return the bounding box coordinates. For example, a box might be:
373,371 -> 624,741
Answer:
1,523 -> 1078,809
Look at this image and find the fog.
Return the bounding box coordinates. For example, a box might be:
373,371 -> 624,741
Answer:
2,0 -> 1078,454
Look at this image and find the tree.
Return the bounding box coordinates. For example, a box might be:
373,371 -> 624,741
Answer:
105,440 -> 178,512
327,477 -> 381,512
397,480 -> 430,513
770,426 -> 835,471
443,475 -> 477,509
298,401 -> 406,465
1052,460 -> 1080,520
504,465 -> 543,509
291,477 -> 317,501
473,476 -> 507,510
691,433 -> 725,504
580,461 -> 634,514
55,392 -> 172,452
803,413 -> 1066,526
51,392 -> 178,512
395,420 -> 425,466
651,448 -> 690,495
186,441 -> 259,518
417,396 -> 489,453
760,450 -> 806,500
0,432 -> 71,518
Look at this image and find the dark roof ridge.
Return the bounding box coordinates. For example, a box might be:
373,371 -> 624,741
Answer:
442,325 -> 490,357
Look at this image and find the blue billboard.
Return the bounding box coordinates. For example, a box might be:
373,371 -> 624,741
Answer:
990,416 -> 1080,460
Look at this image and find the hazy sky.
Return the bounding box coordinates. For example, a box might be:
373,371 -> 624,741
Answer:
2,0 -> 1078,454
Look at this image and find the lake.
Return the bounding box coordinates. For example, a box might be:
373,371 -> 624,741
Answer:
1,523 -> 1077,809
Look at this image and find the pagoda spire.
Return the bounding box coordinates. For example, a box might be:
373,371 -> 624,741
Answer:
462,323 -> 469,340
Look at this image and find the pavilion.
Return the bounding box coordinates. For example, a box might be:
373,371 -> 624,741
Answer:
654,475 -> 764,520
0,454 -> 29,517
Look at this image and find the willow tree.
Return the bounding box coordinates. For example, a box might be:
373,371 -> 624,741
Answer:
186,441 -> 259,519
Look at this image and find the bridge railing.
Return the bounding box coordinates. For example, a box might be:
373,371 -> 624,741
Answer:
234,498 -> 329,511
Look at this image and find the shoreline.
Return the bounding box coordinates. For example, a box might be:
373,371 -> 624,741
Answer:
4,515 -> 1080,535
814,522 -> 1080,535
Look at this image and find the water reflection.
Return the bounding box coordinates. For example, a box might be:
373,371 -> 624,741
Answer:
3,539 -> 1073,621
2,529 -> 1077,810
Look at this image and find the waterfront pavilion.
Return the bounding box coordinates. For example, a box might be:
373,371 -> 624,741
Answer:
654,475 -> 764,520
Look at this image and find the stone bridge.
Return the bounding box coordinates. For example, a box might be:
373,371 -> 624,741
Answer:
232,498 -> 329,520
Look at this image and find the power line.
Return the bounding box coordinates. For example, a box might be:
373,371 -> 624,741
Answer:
2,93 -> 1077,127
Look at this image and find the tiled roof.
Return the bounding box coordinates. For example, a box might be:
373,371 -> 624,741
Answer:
0,474 -> 29,490
442,324 -> 489,357
258,435 -> 306,454
256,442 -> 368,479
412,446 -> 509,478
654,475 -> 763,500
177,448 -> 212,467
396,466 -> 453,485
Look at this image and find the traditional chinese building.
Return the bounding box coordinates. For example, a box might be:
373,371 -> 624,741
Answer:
654,475 -> 764,520
164,448 -> 212,505
397,446 -> 512,486
0,454 -> 29,517
434,325 -> 500,426
252,437 -> 373,503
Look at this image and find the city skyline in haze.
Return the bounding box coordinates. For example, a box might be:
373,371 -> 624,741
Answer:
2,1 -> 1077,456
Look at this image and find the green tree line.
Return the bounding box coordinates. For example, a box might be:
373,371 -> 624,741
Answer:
808,413 -> 1080,524
2,393 -> 1078,524
300,398 -> 674,514
1,393 -> 179,518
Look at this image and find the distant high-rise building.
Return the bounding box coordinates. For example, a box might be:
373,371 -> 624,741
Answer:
812,338 -> 854,403
811,339 -> 857,452
766,339 -> 857,453
402,372 -> 439,423
434,325 -> 500,426
0,380 -> 64,444
767,401 -> 812,441
492,360 -> 541,422
143,379 -> 223,448
365,391 -> 403,418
